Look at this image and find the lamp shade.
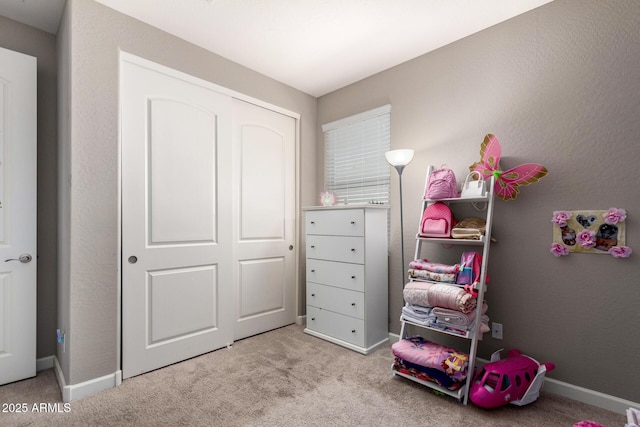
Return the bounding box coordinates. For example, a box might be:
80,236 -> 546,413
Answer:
385,149 -> 414,167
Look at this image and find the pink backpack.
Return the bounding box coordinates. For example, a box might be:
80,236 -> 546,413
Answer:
425,166 -> 458,199
419,202 -> 456,238
456,251 -> 488,287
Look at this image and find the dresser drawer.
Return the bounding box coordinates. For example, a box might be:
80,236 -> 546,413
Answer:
306,306 -> 365,347
306,235 -> 364,264
307,282 -> 364,319
306,259 -> 364,292
305,209 -> 364,236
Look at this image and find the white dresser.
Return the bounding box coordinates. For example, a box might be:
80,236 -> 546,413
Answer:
303,206 -> 389,354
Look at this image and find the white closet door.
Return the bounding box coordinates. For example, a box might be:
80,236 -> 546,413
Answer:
121,59 -> 234,378
0,47 -> 37,385
232,99 -> 296,340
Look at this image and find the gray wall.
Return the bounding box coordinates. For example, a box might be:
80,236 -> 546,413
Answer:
58,0 -> 317,385
0,16 -> 58,360
318,0 -> 640,402
319,0 -> 639,403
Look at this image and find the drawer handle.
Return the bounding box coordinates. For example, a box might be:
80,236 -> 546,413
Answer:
311,293 -> 315,297
310,221 -> 315,224
311,317 -> 315,321
351,248 -> 356,252
351,275 -> 356,279
350,221 -> 355,224
311,245 -> 315,249
351,303 -> 356,306
351,329 -> 356,333
311,269 -> 316,272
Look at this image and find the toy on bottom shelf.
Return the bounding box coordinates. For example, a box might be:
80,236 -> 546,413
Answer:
469,349 -> 555,409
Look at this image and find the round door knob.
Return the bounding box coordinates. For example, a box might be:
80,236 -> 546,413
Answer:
128,256 -> 138,264
289,245 -> 294,250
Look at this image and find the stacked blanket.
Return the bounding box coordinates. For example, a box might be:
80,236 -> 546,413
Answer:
403,281 -> 476,313
408,259 -> 459,284
392,336 -> 469,390
402,303 -> 490,336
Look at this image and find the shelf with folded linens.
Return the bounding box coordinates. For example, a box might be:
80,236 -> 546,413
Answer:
391,165 -> 495,404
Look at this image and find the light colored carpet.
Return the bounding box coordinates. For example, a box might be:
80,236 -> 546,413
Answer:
0,324 -> 625,426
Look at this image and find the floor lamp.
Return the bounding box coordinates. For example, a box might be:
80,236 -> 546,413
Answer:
385,149 -> 414,290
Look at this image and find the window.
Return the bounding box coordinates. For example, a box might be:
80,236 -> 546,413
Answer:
322,105 -> 391,205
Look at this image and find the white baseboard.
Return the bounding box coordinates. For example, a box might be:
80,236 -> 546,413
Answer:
388,332 -> 638,415
543,377 -> 639,415
53,356 -> 122,402
36,355 -> 55,371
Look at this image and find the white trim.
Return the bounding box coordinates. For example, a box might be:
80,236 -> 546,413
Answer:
53,356 -> 121,402
322,104 -> 391,132
119,51 -> 300,121
389,333 -> 638,414
36,355 -> 55,371
543,377 -> 639,415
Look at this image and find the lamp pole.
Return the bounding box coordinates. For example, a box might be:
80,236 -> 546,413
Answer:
395,164 -> 407,290
385,149 -> 414,291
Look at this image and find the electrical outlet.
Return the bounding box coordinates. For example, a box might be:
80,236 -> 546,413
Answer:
491,322 -> 503,340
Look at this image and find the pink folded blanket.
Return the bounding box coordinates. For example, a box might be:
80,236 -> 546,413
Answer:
392,336 -> 469,382
408,269 -> 457,283
403,281 -> 476,313
409,259 -> 460,274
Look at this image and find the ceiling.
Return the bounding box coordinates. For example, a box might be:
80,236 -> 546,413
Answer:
0,0 -> 553,97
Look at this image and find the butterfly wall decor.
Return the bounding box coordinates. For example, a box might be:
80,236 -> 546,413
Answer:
469,134 -> 548,201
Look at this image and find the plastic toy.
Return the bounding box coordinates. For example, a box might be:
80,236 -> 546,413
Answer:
469,349 -> 555,409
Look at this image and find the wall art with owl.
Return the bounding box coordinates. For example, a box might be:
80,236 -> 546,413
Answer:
550,208 -> 631,258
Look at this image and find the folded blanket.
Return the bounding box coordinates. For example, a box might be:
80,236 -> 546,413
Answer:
408,269 -> 457,283
432,302 -> 488,327
408,259 -> 460,274
401,305 -> 489,337
401,305 -> 446,330
403,281 -> 476,313
391,336 -> 469,382
393,357 -> 462,390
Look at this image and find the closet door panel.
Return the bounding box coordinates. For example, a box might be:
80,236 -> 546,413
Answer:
233,99 -> 296,340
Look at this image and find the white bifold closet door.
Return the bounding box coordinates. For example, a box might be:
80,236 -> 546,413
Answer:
121,56 -> 296,379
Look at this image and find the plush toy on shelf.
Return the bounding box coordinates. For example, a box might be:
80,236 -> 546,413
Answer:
469,349 -> 555,409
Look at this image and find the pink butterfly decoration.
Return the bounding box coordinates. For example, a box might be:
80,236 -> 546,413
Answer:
470,134 -> 548,201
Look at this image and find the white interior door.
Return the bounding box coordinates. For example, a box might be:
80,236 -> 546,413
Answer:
121,58 -> 234,378
0,47 -> 37,385
232,99 -> 296,340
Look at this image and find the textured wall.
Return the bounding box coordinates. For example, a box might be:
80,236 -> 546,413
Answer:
0,16 -> 58,360
318,0 -> 640,403
61,0 -> 317,385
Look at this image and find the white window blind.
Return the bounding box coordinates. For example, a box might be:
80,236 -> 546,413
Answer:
322,105 -> 391,205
